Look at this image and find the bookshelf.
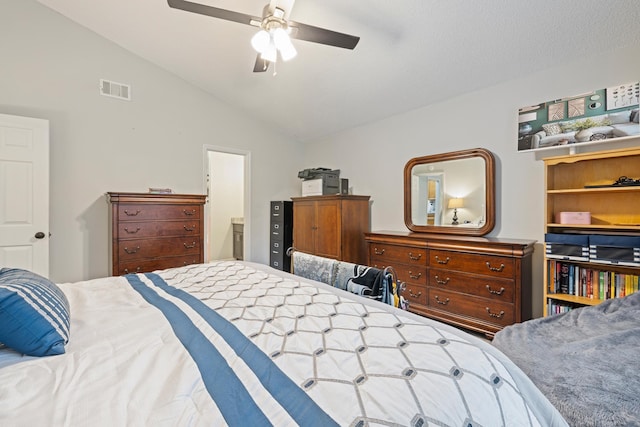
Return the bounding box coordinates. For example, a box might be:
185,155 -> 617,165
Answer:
543,147 -> 640,316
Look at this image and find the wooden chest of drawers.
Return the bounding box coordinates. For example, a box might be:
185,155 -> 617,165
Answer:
108,192 -> 207,276
366,231 -> 535,338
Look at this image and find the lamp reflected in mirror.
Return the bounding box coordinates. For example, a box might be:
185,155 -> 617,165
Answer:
448,197 -> 464,225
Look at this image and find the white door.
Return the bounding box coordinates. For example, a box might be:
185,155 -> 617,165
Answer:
0,114 -> 49,276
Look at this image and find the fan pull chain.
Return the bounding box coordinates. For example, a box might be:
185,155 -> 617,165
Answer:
272,60 -> 277,76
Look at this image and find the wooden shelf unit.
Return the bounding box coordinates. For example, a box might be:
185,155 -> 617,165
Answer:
543,147 -> 640,315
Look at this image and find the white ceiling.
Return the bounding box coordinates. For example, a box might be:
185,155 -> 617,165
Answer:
37,0 -> 640,142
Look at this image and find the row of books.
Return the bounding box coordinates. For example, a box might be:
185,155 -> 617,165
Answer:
546,301 -> 575,316
547,259 -> 639,300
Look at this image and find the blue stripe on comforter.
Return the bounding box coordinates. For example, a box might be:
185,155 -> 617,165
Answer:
126,273 -> 338,427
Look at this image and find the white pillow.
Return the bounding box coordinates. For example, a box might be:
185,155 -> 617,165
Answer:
608,111 -> 630,124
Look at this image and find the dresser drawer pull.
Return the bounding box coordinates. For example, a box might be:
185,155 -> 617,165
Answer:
183,242 -> 197,249
123,267 -> 141,274
184,225 -> 196,231
409,271 -> 423,280
123,246 -> 140,254
486,262 -> 505,272
183,209 -> 196,216
408,252 -> 422,261
124,209 -> 141,216
435,256 -> 450,264
408,289 -> 422,299
486,308 -> 505,319
124,227 -> 141,234
486,285 -> 505,295
374,248 -> 385,255
434,275 -> 449,285
434,295 -> 450,305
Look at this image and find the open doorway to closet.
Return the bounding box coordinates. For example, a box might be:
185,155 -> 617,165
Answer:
204,146 -> 251,262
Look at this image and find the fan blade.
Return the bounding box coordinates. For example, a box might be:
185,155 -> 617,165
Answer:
289,21 -> 359,50
167,0 -> 261,26
253,55 -> 270,73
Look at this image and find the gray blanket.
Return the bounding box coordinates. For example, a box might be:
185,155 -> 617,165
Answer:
493,292 -> 640,427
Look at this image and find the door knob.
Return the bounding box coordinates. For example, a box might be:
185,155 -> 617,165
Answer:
35,232 -> 46,239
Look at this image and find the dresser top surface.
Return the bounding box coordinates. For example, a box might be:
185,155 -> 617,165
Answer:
366,230 -> 536,247
107,192 -> 207,204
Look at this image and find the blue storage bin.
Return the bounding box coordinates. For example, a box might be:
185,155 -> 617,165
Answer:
545,233 -> 589,261
589,235 -> 640,267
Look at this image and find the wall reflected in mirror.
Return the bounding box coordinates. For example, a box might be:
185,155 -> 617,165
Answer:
410,157 -> 485,227
404,148 -> 495,236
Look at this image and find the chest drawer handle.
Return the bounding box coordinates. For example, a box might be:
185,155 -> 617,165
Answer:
434,295 -> 450,305
184,225 -> 196,231
374,248 -> 385,255
409,271 -> 423,280
486,262 -> 505,272
486,308 -> 505,319
408,289 -> 422,298
123,267 -> 141,274
435,256 -> 450,265
408,252 -> 422,261
124,209 -> 141,216
124,246 -> 140,254
124,227 -> 141,234
183,209 -> 196,216
184,242 -> 197,249
434,275 -> 449,285
486,285 -> 505,295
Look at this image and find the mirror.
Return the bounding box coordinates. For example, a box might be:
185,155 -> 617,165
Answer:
404,148 -> 495,236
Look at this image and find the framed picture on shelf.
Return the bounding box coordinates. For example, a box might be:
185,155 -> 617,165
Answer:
517,81 -> 640,152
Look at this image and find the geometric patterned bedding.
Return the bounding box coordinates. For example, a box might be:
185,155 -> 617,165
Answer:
0,261 -> 568,426
149,261 -> 567,426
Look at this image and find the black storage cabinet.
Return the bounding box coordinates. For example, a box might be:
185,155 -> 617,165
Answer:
269,201 -> 293,271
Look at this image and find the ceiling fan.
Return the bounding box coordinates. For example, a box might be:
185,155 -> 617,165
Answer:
167,0 -> 360,73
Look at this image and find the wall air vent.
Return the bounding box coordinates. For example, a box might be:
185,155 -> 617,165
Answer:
99,79 -> 131,101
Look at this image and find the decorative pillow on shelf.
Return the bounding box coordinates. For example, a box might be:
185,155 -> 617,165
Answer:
0,268 -> 70,357
608,111 -> 631,124
541,123 -> 563,136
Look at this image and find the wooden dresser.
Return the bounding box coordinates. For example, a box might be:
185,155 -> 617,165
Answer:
107,192 -> 207,275
365,231 -> 535,338
292,195 -> 370,265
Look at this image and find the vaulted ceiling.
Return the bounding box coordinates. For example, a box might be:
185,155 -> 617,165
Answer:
37,0 -> 640,141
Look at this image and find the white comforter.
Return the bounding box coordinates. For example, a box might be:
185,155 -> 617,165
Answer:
0,261 -> 567,426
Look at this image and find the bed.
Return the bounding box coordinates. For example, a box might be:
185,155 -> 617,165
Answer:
0,261 -> 567,426
493,291 -> 640,427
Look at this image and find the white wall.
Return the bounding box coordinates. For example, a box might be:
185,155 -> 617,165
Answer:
0,0 -> 302,282
303,44 -> 640,317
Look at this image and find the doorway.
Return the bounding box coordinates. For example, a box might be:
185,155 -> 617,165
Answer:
204,146 -> 251,262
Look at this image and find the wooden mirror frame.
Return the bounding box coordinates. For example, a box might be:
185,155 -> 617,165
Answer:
403,148 -> 495,236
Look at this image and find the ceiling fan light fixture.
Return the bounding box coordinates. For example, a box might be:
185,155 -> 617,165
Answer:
273,27 -> 297,61
260,40 -> 278,62
250,29 -> 270,53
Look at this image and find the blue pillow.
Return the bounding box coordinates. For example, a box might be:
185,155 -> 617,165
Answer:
0,268 -> 70,356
